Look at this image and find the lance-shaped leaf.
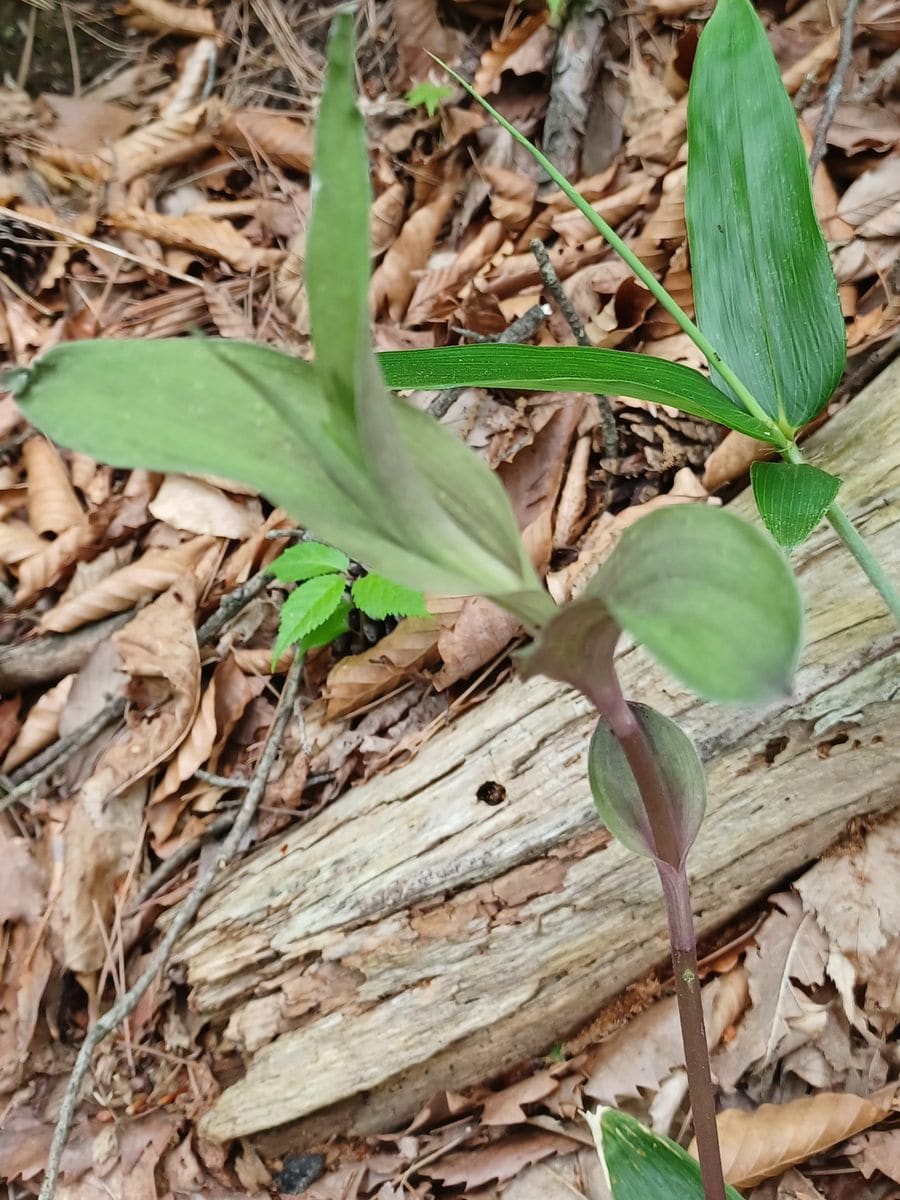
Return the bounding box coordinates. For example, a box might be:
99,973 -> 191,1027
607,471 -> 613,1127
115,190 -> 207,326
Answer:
273,574 -> 347,664
584,1108 -> 745,1200
588,703 -> 706,866
271,542 -> 351,582
750,461 -> 841,549
587,506 -> 802,703
686,0 -> 845,434
380,345 -> 777,442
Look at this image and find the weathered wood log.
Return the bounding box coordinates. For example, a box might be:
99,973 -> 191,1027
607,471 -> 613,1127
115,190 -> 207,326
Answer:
174,361 -> 900,1146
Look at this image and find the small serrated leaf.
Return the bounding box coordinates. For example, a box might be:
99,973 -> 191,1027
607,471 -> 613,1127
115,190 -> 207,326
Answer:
351,574 -> 430,619
302,599 -> 351,650
750,462 -> 841,550
270,542 -> 351,582
272,574 -> 347,665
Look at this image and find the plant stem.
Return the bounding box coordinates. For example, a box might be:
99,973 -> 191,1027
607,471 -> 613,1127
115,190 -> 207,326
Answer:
599,692 -> 726,1200
783,442 -> 900,622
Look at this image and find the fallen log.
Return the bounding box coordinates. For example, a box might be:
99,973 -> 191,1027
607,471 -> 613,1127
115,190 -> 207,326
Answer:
174,360 -> 900,1146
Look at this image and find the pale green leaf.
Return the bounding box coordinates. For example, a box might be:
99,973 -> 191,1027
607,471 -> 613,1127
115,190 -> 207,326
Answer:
750,461 -> 841,549
351,574 -> 429,619
405,81 -> 453,117
686,0 -> 845,433
588,506 -> 802,703
270,542 -> 351,582
379,345 -> 777,442
273,574 -> 346,663
584,1108 -> 745,1200
588,703 -> 706,867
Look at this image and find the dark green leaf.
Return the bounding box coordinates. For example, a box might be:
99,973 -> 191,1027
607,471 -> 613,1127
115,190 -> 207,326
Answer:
588,506 -> 802,703
270,542 -> 351,582
750,461 -> 841,549
351,574 -> 430,619
588,703 -> 706,866
301,599 -> 352,650
686,0 -> 845,433
306,9 -> 369,418
379,345 -> 778,442
585,1108 -> 745,1200
273,574 -> 347,663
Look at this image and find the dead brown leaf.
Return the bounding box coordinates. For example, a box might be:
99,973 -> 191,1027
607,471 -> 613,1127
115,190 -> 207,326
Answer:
0,518 -> 46,565
406,219 -> 507,325
703,1092 -> 891,1189
393,0 -> 461,85
118,0 -> 217,38
149,474 -> 262,539
219,110 -> 313,172
112,99 -> 225,183
106,208 -> 281,272
474,12 -> 553,95
371,184 -> 457,321
838,155 -> 900,234
551,178 -> 655,248
483,164 -> 537,232
2,673 -> 74,773
423,1129 -> 578,1188
0,924 -> 53,1092
24,437 -> 85,536
802,102 -> 900,155
13,521 -> 97,607
371,180 -> 407,258
703,431 -> 775,492
846,1128 -> 900,1183
324,616 -> 443,720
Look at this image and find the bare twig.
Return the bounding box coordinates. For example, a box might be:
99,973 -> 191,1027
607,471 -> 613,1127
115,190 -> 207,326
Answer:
850,46 -> 900,103
130,812 -> 234,909
530,239 -> 620,463
194,768 -> 251,789
809,0 -> 862,173
1,696 -> 126,813
38,652 -> 305,1200
196,566 -> 273,645
0,612 -> 135,693
428,303 -> 550,420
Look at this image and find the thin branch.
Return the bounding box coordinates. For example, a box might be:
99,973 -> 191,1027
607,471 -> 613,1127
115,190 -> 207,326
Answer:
196,566 -> 273,645
130,812 -> 234,909
530,239 -> 620,464
809,0 -> 862,173
38,652 -> 305,1200
428,303 -> 550,420
194,768 -> 252,789
0,696 -> 126,813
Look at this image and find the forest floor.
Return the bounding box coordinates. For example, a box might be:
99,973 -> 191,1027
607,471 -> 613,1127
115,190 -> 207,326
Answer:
0,1 -> 899,1197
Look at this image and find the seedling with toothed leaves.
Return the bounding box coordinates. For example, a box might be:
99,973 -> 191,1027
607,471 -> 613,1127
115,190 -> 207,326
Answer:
14,4 -> 895,1199
269,540 -> 429,666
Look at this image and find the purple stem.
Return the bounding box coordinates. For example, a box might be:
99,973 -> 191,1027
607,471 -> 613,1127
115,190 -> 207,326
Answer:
590,681 -> 727,1200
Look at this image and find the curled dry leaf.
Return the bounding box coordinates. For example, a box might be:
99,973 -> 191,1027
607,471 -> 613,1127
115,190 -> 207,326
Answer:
406,219 -> 507,325
106,208 -> 281,272
118,0 -> 218,38
703,431 -> 775,492
699,1092 -> 892,1188
551,178 -> 655,248
371,180 -> 407,258
393,0 -> 461,84
1,674 -> 74,773
13,521 -> 96,606
482,165 -> 537,232
112,99 -> 225,184
0,519 -> 46,565
846,1128 -> 900,1184
474,11 -> 552,94
324,616 -> 443,720
219,110 -> 314,172
371,184 -> 458,321
149,474 -> 262,539
39,535 -> 215,633
23,436 -> 84,536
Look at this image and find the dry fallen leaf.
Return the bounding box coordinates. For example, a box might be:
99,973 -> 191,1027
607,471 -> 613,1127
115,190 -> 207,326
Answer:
23,437 -> 85,536
845,1127 -> 900,1183
107,208 -> 281,272
2,674 -> 74,773
393,0 -> 461,84
324,616 -> 443,720
703,431 -> 775,492
149,474 -> 262,539
371,184 -> 458,321
219,110 -> 314,172
118,0 -> 218,38
422,1130 -> 578,1189
700,1092 -> 891,1188
474,12 -> 552,95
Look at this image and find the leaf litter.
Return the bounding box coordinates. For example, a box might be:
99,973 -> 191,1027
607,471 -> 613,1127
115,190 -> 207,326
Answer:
0,1 -> 897,1196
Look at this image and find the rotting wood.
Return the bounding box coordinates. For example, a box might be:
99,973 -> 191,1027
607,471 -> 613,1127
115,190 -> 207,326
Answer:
173,361 -> 900,1146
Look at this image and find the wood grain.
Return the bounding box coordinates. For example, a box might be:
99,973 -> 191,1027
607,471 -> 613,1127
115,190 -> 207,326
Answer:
172,362 -> 900,1144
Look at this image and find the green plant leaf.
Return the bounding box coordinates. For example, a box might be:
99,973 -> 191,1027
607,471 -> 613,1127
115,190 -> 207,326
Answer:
273,574 -> 347,664
351,574 -> 430,619
379,345 -> 778,442
405,81 -> 454,117
585,1108 -> 745,1199
301,598 -> 352,651
587,506 -> 803,703
686,0 -> 845,434
750,461 -> 841,549
588,703 -> 706,867
306,9 -> 369,419
270,542 -> 351,582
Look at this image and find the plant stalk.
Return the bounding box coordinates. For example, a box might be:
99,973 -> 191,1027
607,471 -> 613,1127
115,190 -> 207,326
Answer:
600,690 -> 726,1200
783,442 -> 900,622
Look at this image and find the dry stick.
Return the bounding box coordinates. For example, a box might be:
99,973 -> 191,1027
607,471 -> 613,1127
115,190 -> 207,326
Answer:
530,239 -> 620,464
850,46 -> 900,102
38,651 -> 305,1200
130,812 -> 234,909
428,303 -> 550,420
809,0 -> 862,173
0,696 -> 126,814
196,566 -> 274,645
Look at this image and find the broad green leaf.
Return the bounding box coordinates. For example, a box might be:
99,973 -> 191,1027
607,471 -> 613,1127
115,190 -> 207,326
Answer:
270,542 -> 351,582
300,598 -> 352,650
686,0 -> 845,434
351,574 -> 430,619
584,1108 -> 745,1200
306,9 -> 369,418
588,506 -> 802,703
379,345 -> 778,442
750,461 -> 841,549
588,703 -> 706,867
273,574 -> 347,663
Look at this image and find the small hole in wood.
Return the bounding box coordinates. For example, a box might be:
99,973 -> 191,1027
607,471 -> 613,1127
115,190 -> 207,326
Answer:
476,780 -> 506,806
